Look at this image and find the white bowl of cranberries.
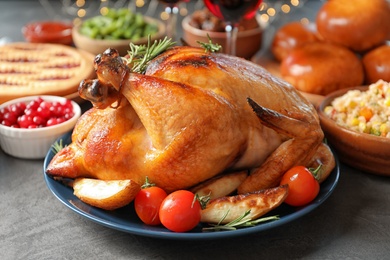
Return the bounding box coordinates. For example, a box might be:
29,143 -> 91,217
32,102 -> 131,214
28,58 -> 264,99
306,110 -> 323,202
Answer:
0,95 -> 81,159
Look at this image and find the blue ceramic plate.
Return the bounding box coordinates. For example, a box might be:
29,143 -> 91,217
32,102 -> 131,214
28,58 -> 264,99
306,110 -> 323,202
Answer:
43,131 -> 340,240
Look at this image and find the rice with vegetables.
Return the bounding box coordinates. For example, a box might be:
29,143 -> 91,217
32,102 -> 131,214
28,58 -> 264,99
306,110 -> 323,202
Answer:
324,80 -> 390,138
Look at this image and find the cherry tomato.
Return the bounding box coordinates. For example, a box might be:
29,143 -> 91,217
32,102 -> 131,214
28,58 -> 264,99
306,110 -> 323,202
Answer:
134,186 -> 167,226
159,190 -> 201,232
280,166 -> 320,207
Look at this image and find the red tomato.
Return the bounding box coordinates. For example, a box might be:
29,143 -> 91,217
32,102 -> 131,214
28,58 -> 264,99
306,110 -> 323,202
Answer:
280,166 -> 320,207
134,186 -> 167,226
159,190 -> 201,232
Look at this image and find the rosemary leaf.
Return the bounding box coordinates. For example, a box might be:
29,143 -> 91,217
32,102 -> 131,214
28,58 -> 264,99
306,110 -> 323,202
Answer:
125,36 -> 175,74
202,210 -> 280,232
236,215 -> 280,228
197,34 -> 222,53
51,139 -> 65,155
224,210 -> 252,227
203,225 -> 237,231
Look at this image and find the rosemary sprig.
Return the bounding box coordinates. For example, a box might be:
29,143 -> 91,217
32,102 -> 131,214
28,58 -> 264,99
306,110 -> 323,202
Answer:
124,34 -> 220,74
197,34 -> 222,53
51,139 -> 66,155
125,36 -> 175,74
202,210 -> 280,232
196,193 -> 211,210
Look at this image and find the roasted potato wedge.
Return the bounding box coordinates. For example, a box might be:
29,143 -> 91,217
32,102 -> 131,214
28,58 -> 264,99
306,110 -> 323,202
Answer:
191,171 -> 248,199
73,178 -> 141,210
200,185 -> 288,224
307,143 -> 335,183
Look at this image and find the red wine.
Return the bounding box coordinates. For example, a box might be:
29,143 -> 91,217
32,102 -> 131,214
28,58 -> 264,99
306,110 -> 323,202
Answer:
204,0 -> 262,24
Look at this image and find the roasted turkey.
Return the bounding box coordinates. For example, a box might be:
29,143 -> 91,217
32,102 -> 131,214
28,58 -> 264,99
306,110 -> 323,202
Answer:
46,46 -> 333,194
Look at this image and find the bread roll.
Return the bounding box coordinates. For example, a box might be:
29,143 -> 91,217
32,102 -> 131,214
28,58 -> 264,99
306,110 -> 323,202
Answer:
271,21 -> 319,62
362,45 -> 390,84
280,42 -> 364,95
316,0 -> 390,52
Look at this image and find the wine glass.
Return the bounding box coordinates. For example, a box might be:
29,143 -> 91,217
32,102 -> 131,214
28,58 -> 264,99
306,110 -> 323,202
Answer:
203,0 -> 263,56
158,0 -> 189,40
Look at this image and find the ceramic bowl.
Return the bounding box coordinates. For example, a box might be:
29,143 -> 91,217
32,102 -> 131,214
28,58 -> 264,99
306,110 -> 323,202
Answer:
22,20 -> 73,45
72,16 -> 165,56
317,86 -> 390,176
182,15 -> 263,59
0,96 -> 81,159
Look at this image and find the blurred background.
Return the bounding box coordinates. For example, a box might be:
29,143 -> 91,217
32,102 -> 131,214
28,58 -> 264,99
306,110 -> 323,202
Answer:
0,0 -> 311,42
36,0 -> 309,25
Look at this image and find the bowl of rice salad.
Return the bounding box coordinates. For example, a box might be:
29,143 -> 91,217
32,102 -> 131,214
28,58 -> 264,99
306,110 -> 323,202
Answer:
318,80 -> 390,176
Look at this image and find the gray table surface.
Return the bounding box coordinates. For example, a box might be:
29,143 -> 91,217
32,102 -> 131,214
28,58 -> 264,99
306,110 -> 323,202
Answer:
1,1 -> 390,259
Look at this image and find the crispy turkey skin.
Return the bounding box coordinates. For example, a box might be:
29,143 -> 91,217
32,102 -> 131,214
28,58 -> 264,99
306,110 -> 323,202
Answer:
46,46 -> 325,193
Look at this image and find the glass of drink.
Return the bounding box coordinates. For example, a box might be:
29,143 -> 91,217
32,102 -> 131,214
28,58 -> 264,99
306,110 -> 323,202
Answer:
158,0 -> 189,40
203,0 -> 263,55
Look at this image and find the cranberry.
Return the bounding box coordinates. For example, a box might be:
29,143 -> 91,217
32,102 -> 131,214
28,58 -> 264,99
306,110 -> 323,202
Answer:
46,117 -> 65,127
64,100 -> 73,109
50,105 -> 64,117
56,117 -> 66,124
0,108 -> 7,117
32,115 -> 45,126
3,111 -> 18,125
17,114 -> 34,128
0,107 -> 9,114
24,108 -> 39,118
39,100 -> 51,109
1,119 -> 13,127
64,112 -> 74,120
37,106 -> 51,119
9,103 -> 25,116
26,98 -> 42,110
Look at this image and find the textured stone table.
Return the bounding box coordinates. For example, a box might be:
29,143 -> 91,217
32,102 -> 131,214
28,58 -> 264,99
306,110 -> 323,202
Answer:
1,1 -> 390,259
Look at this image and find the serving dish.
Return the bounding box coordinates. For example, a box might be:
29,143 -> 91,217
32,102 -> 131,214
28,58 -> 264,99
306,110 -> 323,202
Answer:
0,96 -> 81,159
43,131 -> 340,240
182,15 -> 262,59
318,86 -> 390,176
72,16 -> 165,56
22,20 -> 73,45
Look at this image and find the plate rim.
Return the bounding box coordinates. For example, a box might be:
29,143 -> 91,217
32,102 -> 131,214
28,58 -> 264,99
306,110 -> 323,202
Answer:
43,131 -> 340,240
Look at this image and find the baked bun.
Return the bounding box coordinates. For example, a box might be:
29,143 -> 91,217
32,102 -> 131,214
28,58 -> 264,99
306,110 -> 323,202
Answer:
316,0 -> 390,52
362,45 -> 390,84
280,42 -> 364,95
271,21 -> 319,62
